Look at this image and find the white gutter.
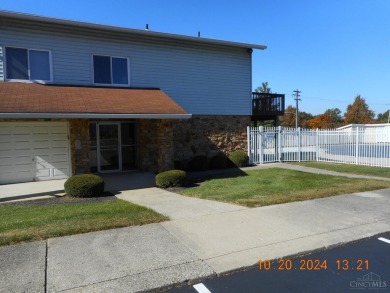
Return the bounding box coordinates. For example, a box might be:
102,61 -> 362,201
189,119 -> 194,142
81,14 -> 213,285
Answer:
0,113 -> 192,119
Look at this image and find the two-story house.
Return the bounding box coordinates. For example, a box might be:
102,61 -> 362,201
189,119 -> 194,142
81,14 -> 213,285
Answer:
0,10 -> 268,184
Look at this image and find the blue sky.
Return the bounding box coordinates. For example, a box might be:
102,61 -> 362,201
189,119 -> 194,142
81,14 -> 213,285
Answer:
1,0 -> 389,116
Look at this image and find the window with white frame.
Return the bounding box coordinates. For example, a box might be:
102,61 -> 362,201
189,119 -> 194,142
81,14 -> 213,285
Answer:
5,47 -> 52,81
93,55 -> 129,85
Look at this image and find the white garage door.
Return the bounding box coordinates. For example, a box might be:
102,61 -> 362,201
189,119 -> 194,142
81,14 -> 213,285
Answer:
0,122 -> 70,184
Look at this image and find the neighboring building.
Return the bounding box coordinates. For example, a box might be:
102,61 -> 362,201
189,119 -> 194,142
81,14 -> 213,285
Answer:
337,123 -> 390,131
337,124 -> 390,143
0,10 -> 270,184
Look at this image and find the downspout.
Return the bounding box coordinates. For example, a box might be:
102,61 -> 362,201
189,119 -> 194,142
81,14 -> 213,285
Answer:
248,48 -> 253,116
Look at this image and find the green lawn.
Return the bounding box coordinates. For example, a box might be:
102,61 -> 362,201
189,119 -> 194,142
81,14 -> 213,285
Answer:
180,168 -> 390,207
290,162 -> 390,178
0,199 -> 168,246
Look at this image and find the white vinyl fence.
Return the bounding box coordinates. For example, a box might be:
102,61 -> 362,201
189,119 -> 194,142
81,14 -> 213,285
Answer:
247,126 -> 390,167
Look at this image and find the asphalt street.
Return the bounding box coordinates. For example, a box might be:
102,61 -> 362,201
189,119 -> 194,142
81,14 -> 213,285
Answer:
167,232 -> 390,293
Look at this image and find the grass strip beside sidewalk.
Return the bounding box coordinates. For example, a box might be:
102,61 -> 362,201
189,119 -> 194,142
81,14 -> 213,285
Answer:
0,199 -> 168,246
180,168 -> 390,207
289,162 -> 390,178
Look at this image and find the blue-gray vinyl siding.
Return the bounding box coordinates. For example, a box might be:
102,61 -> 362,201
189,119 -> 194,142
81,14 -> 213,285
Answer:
0,25 -> 252,115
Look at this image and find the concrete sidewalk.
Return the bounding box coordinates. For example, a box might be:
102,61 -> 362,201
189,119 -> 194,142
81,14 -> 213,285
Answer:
163,188 -> 390,274
116,187 -> 246,219
1,188 -> 390,292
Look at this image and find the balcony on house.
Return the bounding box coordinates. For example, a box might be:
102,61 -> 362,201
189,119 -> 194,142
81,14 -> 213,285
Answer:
251,92 -> 285,125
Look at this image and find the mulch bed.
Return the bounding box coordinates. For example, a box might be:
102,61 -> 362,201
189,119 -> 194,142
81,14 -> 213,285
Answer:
1,192 -> 116,206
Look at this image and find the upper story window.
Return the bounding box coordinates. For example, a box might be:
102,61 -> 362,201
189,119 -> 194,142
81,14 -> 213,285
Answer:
5,47 -> 52,82
93,55 -> 129,86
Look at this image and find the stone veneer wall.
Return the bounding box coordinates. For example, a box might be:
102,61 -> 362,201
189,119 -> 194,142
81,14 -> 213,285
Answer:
137,119 -> 174,173
173,115 -> 250,165
157,119 -> 174,172
0,118 -> 90,175
68,119 -> 90,175
137,119 -> 158,172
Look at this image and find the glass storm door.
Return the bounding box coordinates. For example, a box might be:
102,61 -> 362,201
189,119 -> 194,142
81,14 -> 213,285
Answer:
89,122 -> 137,173
98,123 -> 120,172
121,122 -> 137,170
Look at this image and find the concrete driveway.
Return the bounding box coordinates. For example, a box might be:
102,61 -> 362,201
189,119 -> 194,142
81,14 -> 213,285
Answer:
0,179 -> 66,203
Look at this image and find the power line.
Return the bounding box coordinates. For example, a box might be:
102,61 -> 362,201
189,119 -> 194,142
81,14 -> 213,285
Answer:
304,96 -> 388,106
293,89 -> 301,128
304,97 -> 348,103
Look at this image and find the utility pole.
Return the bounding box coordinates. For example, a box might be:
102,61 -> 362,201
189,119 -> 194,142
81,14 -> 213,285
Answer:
293,89 -> 301,128
386,104 -> 390,124
385,104 -> 390,124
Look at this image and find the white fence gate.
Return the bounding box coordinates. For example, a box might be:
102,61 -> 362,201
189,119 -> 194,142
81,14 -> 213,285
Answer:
247,126 -> 390,167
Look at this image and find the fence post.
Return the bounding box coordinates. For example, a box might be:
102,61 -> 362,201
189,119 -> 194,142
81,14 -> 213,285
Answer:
259,126 -> 264,164
278,126 -> 282,162
298,127 -> 301,162
316,128 -> 319,162
355,127 -> 359,165
247,126 -> 251,164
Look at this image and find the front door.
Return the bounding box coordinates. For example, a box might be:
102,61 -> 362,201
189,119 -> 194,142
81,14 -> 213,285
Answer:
99,123 -> 120,172
89,121 -> 136,173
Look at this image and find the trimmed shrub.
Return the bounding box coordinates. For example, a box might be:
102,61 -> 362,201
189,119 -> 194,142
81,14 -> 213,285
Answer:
189,155 -> 210,171
228,151 -> 249,167
210,152 -> 228,169
64,174 -> 105,198
156,170 -> 187,188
